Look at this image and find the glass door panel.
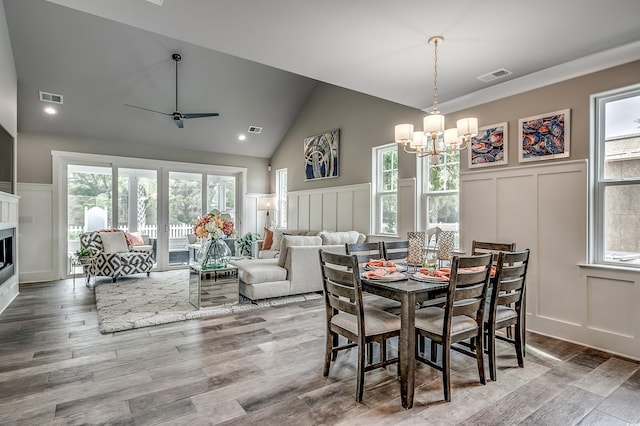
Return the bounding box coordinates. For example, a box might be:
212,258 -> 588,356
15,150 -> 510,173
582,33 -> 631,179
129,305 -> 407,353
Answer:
168,171 -> 202,266
67,164 -> 112,273
118,168 -> 158,265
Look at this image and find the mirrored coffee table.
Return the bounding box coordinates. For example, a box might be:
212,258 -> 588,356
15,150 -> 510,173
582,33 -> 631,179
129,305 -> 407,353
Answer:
188,263 -> 239,309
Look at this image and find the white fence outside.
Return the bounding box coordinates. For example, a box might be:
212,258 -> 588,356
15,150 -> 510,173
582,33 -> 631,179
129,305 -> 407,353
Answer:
67,224 -> 193,240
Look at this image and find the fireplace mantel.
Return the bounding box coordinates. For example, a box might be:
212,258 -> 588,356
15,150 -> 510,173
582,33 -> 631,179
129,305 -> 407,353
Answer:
0,191 -> 18,314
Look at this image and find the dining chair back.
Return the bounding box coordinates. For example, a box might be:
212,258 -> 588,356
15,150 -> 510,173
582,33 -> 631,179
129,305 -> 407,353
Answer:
414,253 -> 493,402
382,240 -> 409,263
318,249 -> 401,402
471,240 -> 517,261
345,241 -> 384,268
485,249 -> 530,381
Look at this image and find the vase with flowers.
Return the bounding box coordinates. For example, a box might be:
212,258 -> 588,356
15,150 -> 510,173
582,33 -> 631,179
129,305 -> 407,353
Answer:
194,209 -> 235,269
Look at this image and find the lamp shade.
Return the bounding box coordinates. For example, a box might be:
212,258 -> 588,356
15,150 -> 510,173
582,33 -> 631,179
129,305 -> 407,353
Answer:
395,123 -> 414,143
444,128 -> 459,147
456,117 -> 478,138
410,131 -> 426,148
424,113 -> 444,134
257,195 -> 278,211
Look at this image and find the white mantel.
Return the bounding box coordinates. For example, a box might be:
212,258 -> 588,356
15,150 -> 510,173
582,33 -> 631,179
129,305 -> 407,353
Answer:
0,191 -> 18,314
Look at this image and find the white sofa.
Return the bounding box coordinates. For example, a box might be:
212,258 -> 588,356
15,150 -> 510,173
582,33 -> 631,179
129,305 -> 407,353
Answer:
232,231 -> 366,300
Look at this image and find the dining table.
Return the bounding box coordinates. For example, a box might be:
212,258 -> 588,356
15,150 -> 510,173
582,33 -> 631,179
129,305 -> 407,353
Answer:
361,271 -> 450,409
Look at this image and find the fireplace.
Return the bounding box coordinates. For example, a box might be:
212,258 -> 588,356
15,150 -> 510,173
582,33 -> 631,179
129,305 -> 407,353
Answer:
0,228 -> 15,286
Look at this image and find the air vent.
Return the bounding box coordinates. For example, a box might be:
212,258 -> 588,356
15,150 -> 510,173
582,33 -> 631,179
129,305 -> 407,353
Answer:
476,68 -> 513,83
145,0 -> 164,5
248,126 -> 262,134
39,91 -> 63,104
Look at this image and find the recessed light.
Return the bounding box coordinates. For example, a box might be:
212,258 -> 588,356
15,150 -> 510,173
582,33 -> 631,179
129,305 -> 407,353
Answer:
238,134 -> 246,141
44,107 -> 57,115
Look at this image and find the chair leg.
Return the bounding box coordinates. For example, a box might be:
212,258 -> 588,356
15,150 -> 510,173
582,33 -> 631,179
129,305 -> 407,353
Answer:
488,326 -> 497,382
381,340 -> 387,362
112,277 -> 117,283
442,342 -> 451,402
323,330 -> 333,377
356,341 -> 366,402
367,343 -> 373,364
515,320 -> 525,368
476,330 -> 486,386
332,334 -> 339,361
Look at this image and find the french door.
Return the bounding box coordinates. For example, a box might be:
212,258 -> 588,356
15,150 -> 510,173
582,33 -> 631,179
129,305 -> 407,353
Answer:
58,152 -> 244,276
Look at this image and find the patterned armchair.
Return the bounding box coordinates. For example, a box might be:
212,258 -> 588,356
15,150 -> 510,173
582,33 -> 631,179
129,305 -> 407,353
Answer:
80,231 -> 153,283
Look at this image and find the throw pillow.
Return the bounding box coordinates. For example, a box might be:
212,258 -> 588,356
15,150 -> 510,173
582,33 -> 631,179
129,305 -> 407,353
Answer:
261,227 -> 274,250
97,228 -> 133,245
99,231 -> 129,253
126,231 -> 145,246
277,235 -> 323,268
318,230 -> 361,245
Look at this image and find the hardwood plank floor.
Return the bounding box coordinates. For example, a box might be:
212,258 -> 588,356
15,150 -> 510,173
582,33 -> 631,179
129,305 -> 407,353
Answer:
0,278 -> 639,425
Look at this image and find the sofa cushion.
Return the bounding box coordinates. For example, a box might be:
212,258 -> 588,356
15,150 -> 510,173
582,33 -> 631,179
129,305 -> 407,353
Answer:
126,231 -> 145,246
277,235 -> 323,267
99,231 -> 129,253
318,230 -> 365,245
235,259 -> 287,284
262,227 -> 274,250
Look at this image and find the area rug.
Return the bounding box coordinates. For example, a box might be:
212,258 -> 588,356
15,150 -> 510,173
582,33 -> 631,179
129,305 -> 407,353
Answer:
94,270 -> 321,334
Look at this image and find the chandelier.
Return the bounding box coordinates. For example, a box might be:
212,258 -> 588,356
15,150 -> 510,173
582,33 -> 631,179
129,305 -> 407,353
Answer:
395,36 -> 478,161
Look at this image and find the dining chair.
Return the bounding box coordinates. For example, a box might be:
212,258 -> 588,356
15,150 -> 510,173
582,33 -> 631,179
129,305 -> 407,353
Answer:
471,240 -> 517,260
381,240 -> 409,262
346,242 -> 402,315
318,249 -> 401,402
414,253 -> 493,402
485,249 -> 530,381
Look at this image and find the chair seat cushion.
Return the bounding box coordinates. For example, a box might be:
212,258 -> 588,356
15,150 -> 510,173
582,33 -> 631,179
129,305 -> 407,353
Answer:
415,306 -> 478,335
363,294 -> 402,314
485,304 -> 518,322
331,306 -> 400,336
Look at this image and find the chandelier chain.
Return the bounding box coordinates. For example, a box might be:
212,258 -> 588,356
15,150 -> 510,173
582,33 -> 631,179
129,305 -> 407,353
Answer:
432,37 -> 439,113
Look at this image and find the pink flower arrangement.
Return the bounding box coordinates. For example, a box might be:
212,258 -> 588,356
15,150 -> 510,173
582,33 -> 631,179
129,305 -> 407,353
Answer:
194,209 -> 234,240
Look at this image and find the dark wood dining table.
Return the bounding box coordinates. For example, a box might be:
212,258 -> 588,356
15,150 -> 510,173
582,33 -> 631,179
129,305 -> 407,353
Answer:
361,274 -> 450,409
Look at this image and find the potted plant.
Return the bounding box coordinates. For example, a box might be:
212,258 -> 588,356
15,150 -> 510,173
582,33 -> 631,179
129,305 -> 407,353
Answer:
74,247 -> 93,264
235,232 -> 260,257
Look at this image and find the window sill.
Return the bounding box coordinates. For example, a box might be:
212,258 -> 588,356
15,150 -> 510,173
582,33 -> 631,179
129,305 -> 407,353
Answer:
578,263 -> 640,274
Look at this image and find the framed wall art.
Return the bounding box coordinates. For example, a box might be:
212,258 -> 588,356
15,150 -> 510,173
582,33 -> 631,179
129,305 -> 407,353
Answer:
468,122 -> 508,168
518,109 -> 570,162
304,128 -> 339,181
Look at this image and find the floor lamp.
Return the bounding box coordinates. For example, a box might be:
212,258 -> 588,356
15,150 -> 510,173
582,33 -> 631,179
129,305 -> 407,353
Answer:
257,195 -> 278,228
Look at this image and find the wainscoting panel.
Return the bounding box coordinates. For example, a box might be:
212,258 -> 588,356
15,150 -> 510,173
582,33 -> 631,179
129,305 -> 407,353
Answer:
321,192 -> 337,231
336,191 -> 353,231
458,161 -> 640,358
586,276 -> 634,338
310,193 -> 324,231
17,183 -> 56,283
288,183 -> 370,233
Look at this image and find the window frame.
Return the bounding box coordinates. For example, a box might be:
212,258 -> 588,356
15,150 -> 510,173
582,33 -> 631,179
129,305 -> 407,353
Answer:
590,83 -> 640,268
275,168 -> 287,229
372,143 -> 398,235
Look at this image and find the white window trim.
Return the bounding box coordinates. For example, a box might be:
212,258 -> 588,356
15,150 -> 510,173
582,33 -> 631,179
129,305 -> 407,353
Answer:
372,143 -> 398,236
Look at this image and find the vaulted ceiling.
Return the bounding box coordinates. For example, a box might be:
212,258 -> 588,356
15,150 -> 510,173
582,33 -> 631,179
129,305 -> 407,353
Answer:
5,0 -> 640,158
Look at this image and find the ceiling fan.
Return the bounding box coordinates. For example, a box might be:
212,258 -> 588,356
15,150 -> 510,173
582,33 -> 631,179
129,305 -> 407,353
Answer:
125,53 -> 219,128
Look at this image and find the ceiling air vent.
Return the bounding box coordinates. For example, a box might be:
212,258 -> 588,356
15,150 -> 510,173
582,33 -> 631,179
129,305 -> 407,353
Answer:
476,68 -> 513,83
145,0 -> 164,5
39,91 -> 63,104
248,126 -> 262,134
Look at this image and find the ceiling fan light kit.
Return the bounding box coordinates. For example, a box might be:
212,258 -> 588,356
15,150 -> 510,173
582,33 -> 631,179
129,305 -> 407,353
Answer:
125,53 -> 219,128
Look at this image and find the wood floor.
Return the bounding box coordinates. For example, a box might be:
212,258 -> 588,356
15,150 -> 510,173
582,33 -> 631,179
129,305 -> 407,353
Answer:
1,279 -> 639,425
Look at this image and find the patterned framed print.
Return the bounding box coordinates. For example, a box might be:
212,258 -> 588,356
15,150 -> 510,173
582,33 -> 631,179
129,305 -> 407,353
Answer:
468,122 -> 508,168
518,109 -> 570,162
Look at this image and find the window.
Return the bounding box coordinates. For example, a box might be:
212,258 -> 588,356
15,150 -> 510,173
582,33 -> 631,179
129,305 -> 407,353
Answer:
276,168 -> 287,228
373,144 -> 398,234
422,152 -> 460,248
591,84 -> 640,267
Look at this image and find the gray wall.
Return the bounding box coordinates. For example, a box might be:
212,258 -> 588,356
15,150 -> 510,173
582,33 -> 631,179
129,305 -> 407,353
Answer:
17,132 -> 270,194
269,82 -> 424,192
0,0 -> 17,136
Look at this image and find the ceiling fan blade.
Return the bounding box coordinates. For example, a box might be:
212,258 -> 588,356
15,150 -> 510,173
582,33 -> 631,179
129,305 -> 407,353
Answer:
174,118 -> 184,128
181,113 -> 220,119
124,104 -> 171,116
